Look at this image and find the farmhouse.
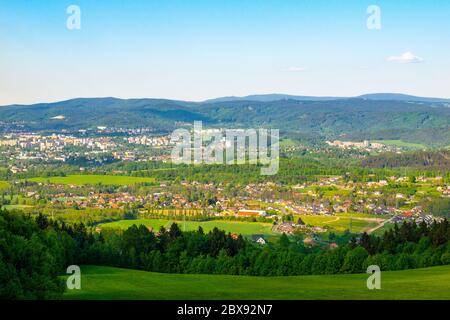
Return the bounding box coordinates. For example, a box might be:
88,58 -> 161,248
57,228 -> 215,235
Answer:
251,234 -> 267,245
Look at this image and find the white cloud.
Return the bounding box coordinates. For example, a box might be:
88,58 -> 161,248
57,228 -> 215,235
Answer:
287,66 -> 307,72
387,52 -> 424,64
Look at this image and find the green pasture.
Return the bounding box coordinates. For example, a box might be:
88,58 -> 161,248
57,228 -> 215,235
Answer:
100,219 -> 273,236
0,204 -> 33,211
64,265 -> 450,300
298,215 -> 380,233
0,181 -> 9,191
372,140 -> 426,149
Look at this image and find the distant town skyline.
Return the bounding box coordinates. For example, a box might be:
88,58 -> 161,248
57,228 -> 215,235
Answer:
1,0 -> 450,105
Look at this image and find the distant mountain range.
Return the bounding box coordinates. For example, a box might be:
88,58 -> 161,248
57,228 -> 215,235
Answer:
2,93 -> 450,108
204,93 -> 450,103
1,93 -> 450,147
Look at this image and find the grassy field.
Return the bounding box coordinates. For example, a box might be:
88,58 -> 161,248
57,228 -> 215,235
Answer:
279,138 -> 300,147
0,181 -> 9,191
372,140 -> 426,149
100,219 -> 273,236
337,213 -> 389,219
0,204 -> 33,211
298,215 -> 381,233
26,175 -> 155,186
101,215 -> 381,235
371,222 -> 396,236
64,265 -> 450,300
293,186 -> 352,198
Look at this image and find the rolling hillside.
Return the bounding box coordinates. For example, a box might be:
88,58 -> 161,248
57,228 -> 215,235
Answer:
64,265 -> 450,300
1,96 -> 450,146
205,93 -> 450,103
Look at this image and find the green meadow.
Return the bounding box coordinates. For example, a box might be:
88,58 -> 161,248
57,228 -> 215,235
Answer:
293,186 -> 352,198
0,181 -> 9,191
279,138 -> 300,147
298,215 -> 381,233
64,265 -> 450,300
100,219 -> 273,236
0,204 -> 33,211
101,215 -> 382,236
26,175 -> 155,186
371,223 -> 396,236
372,140 -> 426,149
337,213 -> 388,219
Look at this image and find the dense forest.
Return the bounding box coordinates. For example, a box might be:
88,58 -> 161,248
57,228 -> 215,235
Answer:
362,150 -> 450,171
1,209 -> 449,299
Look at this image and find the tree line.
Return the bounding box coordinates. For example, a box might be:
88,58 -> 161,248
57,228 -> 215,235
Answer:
1,208 -> 449,299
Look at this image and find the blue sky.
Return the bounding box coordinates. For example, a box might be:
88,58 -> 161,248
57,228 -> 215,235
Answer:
1,0 -> 449,104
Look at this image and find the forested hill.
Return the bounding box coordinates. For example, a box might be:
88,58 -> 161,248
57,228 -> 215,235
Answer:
1,96 -> 450,146
361,150 -> 450,170
205,93 -> 450,103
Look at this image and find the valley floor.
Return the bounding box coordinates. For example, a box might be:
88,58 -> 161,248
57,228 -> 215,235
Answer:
64,265 -> 450,300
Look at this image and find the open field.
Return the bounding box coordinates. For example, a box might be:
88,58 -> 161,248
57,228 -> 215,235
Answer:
337,213 -> 389,219
372,140 -> 426,149
279,138 -> 300,147
101,215 -> 383,235
0,204 -> 33,211
0,181 -> 9,191
298,215 -> 382,233
293,186 -> 352,198
371,222 -> 396,236
64,265 -> 450,300
26,175 -> 156,186
100,219 -> 273,236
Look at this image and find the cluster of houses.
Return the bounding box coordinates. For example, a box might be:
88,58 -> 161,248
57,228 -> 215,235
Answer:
361,204 -> 398,215
276,221 -> 327,235
50,192 -> 148,209
326,140 -> 386,151
290,203 -> 333,216
126,135 -> 171,147
0,133 -> 120,164
437,186 -> 450,197
0,133 -> 117,152
0,131 -> 176,165
112,151 -> 137,161
390,206 -> 444,225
